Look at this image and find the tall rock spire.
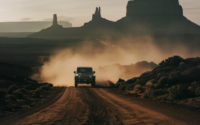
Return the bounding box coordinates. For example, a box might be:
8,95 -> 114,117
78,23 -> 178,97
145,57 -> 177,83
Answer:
53,14 -> 58,26
98,7 -> 101,17
95,7 -> 98,15
51,14 -> 63,28
92,7 -> 102,20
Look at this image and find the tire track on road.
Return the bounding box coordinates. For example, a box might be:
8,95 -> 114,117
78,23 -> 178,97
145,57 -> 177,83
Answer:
15,87 -> 89,125
79,88 -> 123,125
93,88 -> 188,125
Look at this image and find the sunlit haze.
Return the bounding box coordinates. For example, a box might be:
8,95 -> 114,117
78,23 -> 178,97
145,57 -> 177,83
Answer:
0,0 -> 199,26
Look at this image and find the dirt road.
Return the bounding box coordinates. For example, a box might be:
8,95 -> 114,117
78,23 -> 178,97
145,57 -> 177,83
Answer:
12,87 -> 200,125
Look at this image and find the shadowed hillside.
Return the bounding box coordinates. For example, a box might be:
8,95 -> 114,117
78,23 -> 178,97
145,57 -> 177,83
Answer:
115,56 -> 200,106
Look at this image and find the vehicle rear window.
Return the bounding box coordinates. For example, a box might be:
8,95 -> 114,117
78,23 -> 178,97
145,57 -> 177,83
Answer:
77,68 -> 92,73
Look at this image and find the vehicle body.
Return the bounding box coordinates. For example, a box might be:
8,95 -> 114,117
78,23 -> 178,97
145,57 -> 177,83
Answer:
74,67 -> 96,87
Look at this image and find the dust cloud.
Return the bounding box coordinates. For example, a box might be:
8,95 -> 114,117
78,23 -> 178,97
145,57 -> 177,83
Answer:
35,36 -> 200,86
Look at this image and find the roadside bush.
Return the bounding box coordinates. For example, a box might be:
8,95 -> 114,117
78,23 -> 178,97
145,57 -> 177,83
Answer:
144,88 -> 154,98
33,88 -> 42,98
118,84 -> 126,90
167,85 -> 191,100
40,83 -> 53,88
145,81 -> 153,88
0,90 -> 6,103
133,84 -> 143,93
157,76 -> 169,88
159,56 -> 183,66
13,89 -> 25,99
144,88 -> 167,98
25,83 -> 39,90
187,81 -> 200,97
0,80 -> 13,88
40,85 -> 50,91
126,78 -> 137,84
168,72 -> 181,85
195,87 -> 200,96
115,79 -> 125,87
8,85 -> 18,94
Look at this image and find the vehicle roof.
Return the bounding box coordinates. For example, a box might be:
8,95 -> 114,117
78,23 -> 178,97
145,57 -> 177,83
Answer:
77,67 -> 92,69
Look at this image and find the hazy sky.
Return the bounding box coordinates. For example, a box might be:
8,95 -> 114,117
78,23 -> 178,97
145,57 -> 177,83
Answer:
0,0 -> 199,26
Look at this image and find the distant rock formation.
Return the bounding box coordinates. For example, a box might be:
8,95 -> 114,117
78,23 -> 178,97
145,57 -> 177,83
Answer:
30,0 -> 200,39
126,0 -> 183,18
30,8 -> 115,39
51,14 -> 63,29
117,0 -> 200,35
92,7 -> 101,20
83,7 -> 113,28
53,14 -> 58,26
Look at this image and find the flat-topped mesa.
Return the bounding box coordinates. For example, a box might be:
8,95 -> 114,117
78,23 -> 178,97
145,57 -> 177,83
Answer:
92,7 -> 102,21
126,0 -> 183,18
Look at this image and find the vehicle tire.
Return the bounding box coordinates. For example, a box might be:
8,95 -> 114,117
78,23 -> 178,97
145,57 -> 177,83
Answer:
75,82 -> 78,88
92,81 -> 96,88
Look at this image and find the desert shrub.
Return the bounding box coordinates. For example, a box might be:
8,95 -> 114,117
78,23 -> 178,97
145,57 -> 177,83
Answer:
8,85 -> 18,94
195,87 -> 200,96
118,84 -> 126,90
167,85 -> 191,100
40,85 -> 51,91
5,94 -> 16,102
116,78 -> 125,83
167,72 -> 181,86
0,90 -> 6,102
144,88 -> 154,98
126,78 -> 137,84
181,67 -> 200,82
25,83 -> 39,90
146,81 -> 153,88
13,89 -> 25,99
157,94 -> 169,102
0,80 -> 13,88
33,86 -> 44,98
127,84 -> 135,90
19,88 -> 30,96
153,83 -> 160,88
144,88 -> 167,98
159,56 -> 183,66
116,79 -> 126,88
133,84 -> 143,93
157,76 -> 169,88
4,94 -> 18,111
40,83 -> 53,87
187,81 -> 200,97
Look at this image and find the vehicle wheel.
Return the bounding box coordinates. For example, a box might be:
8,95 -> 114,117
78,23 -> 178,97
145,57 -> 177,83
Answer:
92,81 -> 96,88
75,82 -> 78,88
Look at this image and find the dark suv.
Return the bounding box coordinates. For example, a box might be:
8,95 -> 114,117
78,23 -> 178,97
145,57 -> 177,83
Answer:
74,67 -> 96,87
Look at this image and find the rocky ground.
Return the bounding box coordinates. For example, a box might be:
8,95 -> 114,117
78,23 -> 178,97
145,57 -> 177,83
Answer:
0,62 -> 64,118
114,56 -> 200,109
